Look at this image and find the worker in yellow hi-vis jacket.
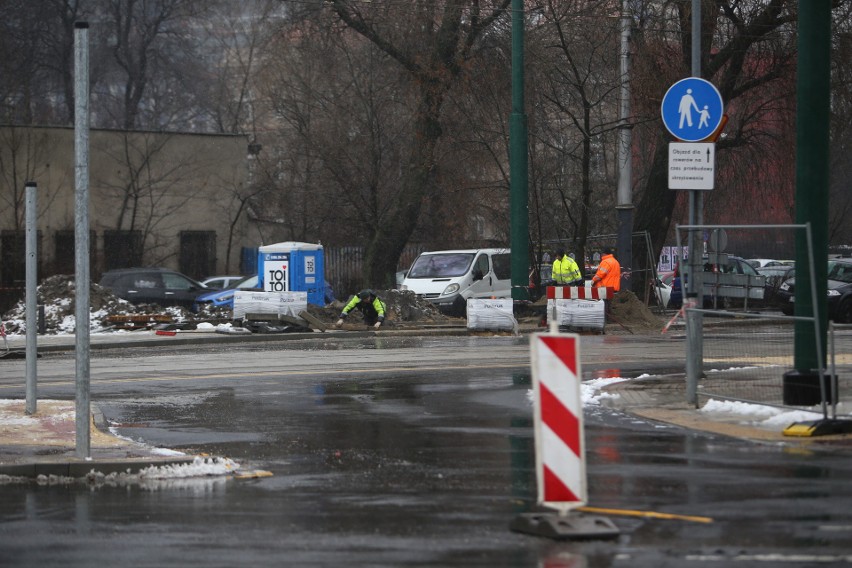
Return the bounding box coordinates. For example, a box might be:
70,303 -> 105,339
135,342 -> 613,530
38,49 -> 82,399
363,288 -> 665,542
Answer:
552,248 -> 583,286
336,289 -> 387,329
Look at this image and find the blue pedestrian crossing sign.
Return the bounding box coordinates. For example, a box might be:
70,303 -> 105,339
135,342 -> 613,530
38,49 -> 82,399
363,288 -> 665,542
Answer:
661,77 -> 724,142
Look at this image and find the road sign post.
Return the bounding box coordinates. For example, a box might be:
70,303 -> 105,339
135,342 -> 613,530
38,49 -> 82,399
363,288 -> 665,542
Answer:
661,77 -> 724,142
668,142 -> 715,190
662,77 -> 724,407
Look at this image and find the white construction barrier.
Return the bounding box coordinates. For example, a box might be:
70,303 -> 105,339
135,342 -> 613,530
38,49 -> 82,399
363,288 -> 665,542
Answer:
233,291 -> 308,320
466,298 -> 518,332
547,299 -> 605,331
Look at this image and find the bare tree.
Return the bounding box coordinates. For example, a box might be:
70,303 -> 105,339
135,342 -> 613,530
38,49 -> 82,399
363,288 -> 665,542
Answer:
828,2 -> 852,246
630,0 -> 803,289
0,0 -> 73,124
530,0 -> 624,270
323,0 -> 512,288
0,127 -> 65,228
101,0 -> 206,130
97,132 -> 210,264
197,0 -> 282,135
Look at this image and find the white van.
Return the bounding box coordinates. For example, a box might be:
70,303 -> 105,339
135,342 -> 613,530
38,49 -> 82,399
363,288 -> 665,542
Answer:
400,248 -> 512,315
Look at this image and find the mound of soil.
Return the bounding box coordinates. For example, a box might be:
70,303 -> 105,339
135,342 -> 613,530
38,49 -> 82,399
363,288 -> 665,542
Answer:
2,276 -> 661,335
1,277 -> 452,334
308,289 -> 452,325
2,275 -> 148,334
608,290 -> 666,332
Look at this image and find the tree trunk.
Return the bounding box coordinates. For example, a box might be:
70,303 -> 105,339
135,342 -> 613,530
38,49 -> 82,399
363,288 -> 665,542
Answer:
363,90 -> 443,289
633,135 -> 678,292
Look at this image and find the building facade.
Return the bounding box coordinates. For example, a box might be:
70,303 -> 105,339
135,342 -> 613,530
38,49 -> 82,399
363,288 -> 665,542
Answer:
0,126 -> 258,290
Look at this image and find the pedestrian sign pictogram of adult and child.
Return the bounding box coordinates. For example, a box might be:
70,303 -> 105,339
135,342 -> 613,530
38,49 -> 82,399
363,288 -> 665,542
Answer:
661,77 -> 724,142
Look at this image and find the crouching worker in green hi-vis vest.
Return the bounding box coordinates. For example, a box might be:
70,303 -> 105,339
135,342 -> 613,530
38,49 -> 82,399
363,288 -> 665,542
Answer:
335,289 -> 387,330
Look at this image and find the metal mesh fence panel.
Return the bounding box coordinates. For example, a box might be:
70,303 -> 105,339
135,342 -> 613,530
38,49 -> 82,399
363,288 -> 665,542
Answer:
829,323 -> 852,417
697,315 -> 796,407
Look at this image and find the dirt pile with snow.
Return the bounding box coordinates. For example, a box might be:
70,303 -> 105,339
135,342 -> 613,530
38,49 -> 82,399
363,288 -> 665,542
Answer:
2,275 -> 146,334
1,276 -> 663,335
1,276 -> 451,335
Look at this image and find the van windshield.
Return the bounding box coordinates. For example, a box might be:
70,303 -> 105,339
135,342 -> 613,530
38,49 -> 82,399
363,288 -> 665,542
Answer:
408,253 -> 475,278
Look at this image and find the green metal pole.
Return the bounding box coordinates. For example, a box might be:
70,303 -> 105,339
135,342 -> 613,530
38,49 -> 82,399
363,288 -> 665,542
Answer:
794,1 -> 830,372
510,0 -> 529,301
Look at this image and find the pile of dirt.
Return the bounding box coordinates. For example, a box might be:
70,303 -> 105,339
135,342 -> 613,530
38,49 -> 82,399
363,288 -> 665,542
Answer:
608,290 -> 666,332
522,287 -> 666,334
2,276 -> 661,335
2,275 -> 211,335
1,276 -> 451,334
309,289 -> 451,325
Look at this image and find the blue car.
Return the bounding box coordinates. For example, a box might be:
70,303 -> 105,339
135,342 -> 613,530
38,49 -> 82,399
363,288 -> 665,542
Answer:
196,275 -> 259,309
196,274 -> 336,310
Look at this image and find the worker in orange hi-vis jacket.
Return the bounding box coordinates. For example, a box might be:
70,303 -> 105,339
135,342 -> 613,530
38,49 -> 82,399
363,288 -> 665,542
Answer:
592,247 -> 621,292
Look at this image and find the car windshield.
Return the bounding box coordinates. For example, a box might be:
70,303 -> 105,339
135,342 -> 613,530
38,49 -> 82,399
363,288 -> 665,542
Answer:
828,263 -> 852,284
235,275 -> 259,289
408,253 -> 475,278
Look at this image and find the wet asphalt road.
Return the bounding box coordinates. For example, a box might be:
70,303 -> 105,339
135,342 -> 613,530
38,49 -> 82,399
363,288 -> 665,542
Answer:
2,335 -> 852,566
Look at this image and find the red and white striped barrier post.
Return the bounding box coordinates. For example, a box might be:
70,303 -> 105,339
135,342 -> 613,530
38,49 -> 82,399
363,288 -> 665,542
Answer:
510,331 -> 619,539
546,286 -> 615,301
531,333 -> 586,511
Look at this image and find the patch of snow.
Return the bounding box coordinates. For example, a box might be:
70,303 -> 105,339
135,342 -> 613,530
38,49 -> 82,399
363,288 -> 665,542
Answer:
700,398 -> 823,428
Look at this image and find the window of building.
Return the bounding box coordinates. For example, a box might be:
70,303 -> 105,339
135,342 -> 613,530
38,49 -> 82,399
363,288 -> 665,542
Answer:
179,231 -> 216,280
54,230 -> 96,276
103,230 -> 143,271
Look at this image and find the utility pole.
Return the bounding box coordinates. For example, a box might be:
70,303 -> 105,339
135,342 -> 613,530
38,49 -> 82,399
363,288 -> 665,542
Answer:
615,0 -> 633,291
74,21 -> 91,458
509,0 -> 529,301
786,1 -> 830,392
25,182 -> 37,415
685,0 -> 703,405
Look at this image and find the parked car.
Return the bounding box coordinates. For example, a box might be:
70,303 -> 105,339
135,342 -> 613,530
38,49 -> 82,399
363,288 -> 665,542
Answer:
400,248 -> 512,315
99,267 -> 208,312
669,255 -> 764,309
196,275 -> 260,309
200,275 -> 244,290
197,274 -> 336,310
652,271 -> 675,308
777,259 -> 852,322
746,258 -> 783,269
829,262 -> 852,322
758,265 -> 796,308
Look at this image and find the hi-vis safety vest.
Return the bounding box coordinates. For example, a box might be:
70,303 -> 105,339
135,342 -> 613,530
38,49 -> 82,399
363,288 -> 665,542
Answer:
593,253 -> 621,291
553,255 -> 582,284
342,295 -> 386,319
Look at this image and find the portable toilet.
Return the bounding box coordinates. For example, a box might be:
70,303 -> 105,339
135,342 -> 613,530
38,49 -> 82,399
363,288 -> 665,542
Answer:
257,241 -> 326,306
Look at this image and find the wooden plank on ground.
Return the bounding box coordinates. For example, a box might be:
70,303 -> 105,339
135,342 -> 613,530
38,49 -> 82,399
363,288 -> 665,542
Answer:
299,310 -> 327,332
